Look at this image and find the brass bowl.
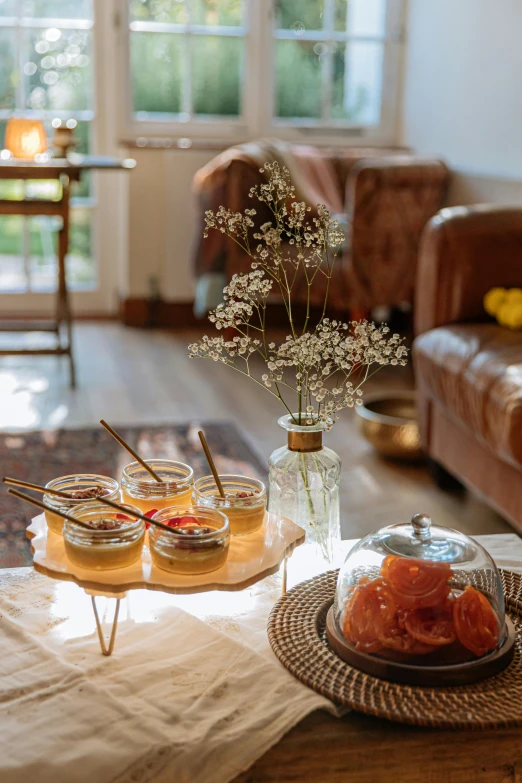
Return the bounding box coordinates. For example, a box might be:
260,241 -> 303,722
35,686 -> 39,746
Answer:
355,391 -> 423,461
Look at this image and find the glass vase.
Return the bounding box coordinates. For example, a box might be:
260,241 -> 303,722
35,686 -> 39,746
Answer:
268,414 -> 342,581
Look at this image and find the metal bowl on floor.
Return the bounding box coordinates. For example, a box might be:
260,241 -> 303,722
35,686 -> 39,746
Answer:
355,391 -> 423,461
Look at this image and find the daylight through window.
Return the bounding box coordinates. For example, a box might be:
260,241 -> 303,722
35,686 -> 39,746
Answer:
0,0 -> 95,294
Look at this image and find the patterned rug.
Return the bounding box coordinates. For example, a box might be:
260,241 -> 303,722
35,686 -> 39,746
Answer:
0,422 -> 266,569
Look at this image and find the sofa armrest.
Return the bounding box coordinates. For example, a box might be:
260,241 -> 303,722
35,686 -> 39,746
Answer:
415,205 -> 522,336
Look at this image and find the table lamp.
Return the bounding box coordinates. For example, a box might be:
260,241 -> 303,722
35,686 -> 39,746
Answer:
4,118 -> 47,159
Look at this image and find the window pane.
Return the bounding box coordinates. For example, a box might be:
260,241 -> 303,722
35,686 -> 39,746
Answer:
20,0 -> 93,19
276,0 -> 324,32
69,120 -> 91,198
25,179 -> 61,200
28,216 -> 57,291
275,39 -> 321,119
0,178 -> 24,199
28,208 -> 94,291
24,28 -> 92,111
129,0 -> 188,24
191,0 -> 243,26
131,32 -> 184,115
0,0 -> 15,15
335,0 -> 387,36
0,216 -> 24,292
68,207 -> 94,288
0,29 -> 15,110
192,35 -> 241,116
332,41 -> 383,125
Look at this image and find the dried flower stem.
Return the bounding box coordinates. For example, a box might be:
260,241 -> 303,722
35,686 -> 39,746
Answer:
189,163 -> 408,429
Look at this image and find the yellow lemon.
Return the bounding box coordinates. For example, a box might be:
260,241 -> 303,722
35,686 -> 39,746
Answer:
505,288 -> 522,304
497,302 -> 522,329
483,287 -> 507,316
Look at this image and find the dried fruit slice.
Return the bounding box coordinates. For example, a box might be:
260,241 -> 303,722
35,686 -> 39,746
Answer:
380,631 -> 437,656
453,586 -> 500,657
344,579 -> 397,654
404,604 -> 456,647
381,555 -> 452,609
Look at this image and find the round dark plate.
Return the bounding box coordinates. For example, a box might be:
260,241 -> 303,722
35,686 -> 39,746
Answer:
326,606 -> 516,686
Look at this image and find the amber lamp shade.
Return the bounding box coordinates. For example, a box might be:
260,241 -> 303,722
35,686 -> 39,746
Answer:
5,118 -> 47,159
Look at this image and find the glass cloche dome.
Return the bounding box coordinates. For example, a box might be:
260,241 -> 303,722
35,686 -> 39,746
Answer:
329,514 -> 511,683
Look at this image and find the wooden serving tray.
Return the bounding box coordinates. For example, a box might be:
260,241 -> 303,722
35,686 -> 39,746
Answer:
325,606 -> 516,686
27,512 -> 305,596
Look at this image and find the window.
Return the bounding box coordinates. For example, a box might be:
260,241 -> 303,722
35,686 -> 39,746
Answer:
275,0 -> 388,127
129,0 -> 246,123
124,0 -> 403,142
0,0 -> 95,294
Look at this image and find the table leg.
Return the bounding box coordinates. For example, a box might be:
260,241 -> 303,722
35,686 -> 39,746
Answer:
282,557 -> 288,596
91,595 -> 121,656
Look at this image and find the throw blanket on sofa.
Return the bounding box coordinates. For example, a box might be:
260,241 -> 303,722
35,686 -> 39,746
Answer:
192,139 -> 345,315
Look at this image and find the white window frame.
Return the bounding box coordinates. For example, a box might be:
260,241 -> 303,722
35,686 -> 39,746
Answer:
118,0 -> 405,147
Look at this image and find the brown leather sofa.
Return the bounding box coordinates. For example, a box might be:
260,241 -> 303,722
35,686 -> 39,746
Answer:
413,205 -> 522,531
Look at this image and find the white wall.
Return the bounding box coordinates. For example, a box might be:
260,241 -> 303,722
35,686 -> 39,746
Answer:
128,148 -> 215,301
402,0 -> 522,181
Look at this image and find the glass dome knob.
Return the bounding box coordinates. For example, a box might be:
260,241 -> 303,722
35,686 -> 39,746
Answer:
411,513 -> 432,542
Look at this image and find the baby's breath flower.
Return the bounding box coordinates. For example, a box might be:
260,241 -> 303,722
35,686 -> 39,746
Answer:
190,165 -> 408,427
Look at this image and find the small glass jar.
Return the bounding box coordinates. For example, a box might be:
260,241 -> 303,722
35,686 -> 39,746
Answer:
193,475 -> 266,536
63,502 -> 145,571
149,506 -> 229,575
121,459 -> 194,514
44,474 -> 120,536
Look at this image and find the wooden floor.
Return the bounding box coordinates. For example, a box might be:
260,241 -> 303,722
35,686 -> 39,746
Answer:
0,321 -> 511,539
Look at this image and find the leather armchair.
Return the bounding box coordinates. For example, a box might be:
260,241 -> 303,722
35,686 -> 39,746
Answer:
193,142 -> 448,316
413,205 -> 522,531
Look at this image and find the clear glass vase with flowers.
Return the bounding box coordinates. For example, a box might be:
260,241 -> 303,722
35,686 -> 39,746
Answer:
188,163 -> 408,573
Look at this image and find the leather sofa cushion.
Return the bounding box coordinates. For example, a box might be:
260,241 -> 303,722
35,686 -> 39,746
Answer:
414,324 -> 522,469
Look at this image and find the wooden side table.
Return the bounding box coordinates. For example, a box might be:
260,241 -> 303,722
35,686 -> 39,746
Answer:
0,155 -> 135,387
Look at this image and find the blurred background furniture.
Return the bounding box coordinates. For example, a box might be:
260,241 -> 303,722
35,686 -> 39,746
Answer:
413,205 -> 522,533
0,156 -> 135,388
193,140 -> 449,319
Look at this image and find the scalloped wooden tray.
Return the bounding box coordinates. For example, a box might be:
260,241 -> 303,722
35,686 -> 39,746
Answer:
27,512 -> 305,596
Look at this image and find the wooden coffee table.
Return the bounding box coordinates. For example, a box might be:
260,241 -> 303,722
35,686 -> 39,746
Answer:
234,710 -> 522,782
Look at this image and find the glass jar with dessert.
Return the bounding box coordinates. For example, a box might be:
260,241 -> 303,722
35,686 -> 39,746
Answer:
121,459 -> 194,514
63,502 -> 145,570
44,474 -> 120,535
149,506 -> 229,575
192,475 -> 266,536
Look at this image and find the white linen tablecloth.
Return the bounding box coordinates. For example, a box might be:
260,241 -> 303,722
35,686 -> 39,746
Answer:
1,534 -> 522,783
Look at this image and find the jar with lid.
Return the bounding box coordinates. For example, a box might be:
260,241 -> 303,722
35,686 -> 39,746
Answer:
327,513 -> 513,685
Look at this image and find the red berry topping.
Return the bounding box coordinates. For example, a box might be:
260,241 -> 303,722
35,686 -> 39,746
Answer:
166,515 -> 201,528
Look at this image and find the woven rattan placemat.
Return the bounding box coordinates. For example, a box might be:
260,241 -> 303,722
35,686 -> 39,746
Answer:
267,569 -> 522,729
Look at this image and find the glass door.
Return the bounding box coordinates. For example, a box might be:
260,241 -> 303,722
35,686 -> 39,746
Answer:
0,0 -> 121,315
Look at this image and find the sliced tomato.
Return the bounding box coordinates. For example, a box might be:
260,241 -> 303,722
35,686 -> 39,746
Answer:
381,555 -> 452,609
404,604 -> 456,647
344,579 -> 397,654
453,586 -> 500,657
